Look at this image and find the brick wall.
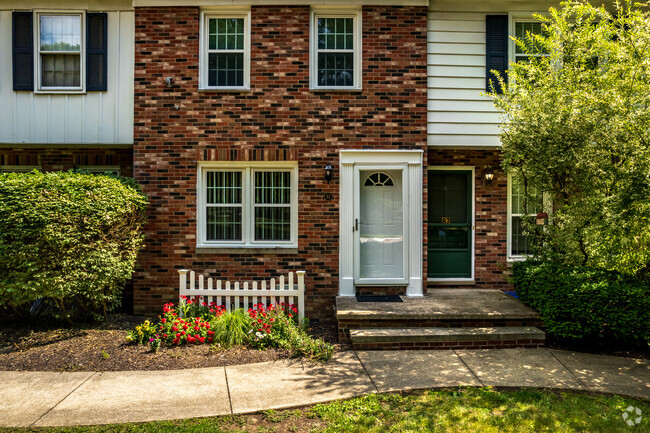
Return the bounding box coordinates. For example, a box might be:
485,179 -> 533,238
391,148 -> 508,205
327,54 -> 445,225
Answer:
133,6 -> 428,319
427,148 -> 511,290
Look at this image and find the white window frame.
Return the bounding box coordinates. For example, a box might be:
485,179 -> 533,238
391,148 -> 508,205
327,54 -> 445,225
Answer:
197,161 -> 298,249
310,8 -> 362,91
507,171 -> 551,261
199,11 -> 251,91
35,11 -> 85,94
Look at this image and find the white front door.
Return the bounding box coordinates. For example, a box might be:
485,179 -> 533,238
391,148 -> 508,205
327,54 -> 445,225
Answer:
338,150 -> 423,297
354,169 -> 407,284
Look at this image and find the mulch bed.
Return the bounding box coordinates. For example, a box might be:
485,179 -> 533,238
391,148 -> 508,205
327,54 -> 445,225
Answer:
0,315 -> 349,372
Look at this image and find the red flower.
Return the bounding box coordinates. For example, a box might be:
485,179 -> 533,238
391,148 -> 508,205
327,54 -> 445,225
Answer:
187,337 -> 195,343
175,333 -> 181,338
161,318 -> 167,324
194,326 -> 200,332
199,337 -> 205,343
172,326 -> 178,332
204,323 -> 210,329
207,337 -> 213,343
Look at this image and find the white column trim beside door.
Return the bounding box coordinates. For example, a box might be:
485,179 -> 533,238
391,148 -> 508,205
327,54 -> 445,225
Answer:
339,161 -> 355,296
407,160 -> 423,297
339,150 -> 424,297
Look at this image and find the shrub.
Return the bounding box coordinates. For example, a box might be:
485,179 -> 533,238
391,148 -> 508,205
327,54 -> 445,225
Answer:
0,171 -> 148,321
211,309 -> 253,347
512,261 -> 650,346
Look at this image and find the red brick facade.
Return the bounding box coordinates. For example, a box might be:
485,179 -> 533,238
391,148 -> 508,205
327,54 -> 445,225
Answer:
132,6 -> 428,318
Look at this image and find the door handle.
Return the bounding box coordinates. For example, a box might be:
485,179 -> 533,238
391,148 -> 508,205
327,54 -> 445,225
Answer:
355,218 -> 359,232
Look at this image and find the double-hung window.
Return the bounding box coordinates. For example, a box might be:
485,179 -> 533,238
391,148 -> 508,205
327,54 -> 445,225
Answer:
310,9 -> 362,90
12,11 -> 107,93
38,14 -> 83,90
197,163 -> 298,249
200,12 -> 250,90
510,17 -> 549,63
507,172 -> 548,259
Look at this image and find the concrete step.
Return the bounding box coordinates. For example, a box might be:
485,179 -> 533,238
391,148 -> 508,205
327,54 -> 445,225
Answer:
350,326 -> 545,350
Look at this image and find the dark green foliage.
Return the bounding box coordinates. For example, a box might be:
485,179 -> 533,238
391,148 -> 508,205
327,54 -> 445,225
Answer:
491,1 -> 650,278
512,261 -> 650,346
0,171 -> 148,320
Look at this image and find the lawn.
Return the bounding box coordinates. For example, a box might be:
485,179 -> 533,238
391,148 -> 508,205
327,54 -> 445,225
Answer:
4,387 -> 648,433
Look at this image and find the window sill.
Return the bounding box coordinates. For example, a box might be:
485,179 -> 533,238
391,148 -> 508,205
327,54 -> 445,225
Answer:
507,256 -> 528,263
198,87 -> 251,93
309,86 -> 362,93
196,246 -> 298,255
34,89 -> 86,95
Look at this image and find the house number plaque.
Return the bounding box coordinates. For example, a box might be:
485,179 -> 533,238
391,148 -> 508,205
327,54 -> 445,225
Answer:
441,217 -> 451,224
324,193 -> 333,201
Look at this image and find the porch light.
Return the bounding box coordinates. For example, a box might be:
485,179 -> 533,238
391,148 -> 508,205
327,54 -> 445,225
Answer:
324,163 -> 333,183
482,166 -> 495,185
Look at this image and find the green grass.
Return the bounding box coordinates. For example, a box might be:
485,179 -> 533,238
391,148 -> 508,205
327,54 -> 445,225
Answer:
4,388 -> 648,433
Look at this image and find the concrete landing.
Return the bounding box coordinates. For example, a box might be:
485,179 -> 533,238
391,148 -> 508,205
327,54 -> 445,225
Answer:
336,290 -> 540,320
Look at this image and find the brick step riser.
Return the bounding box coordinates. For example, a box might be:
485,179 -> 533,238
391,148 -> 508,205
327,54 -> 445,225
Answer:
352,340 -> 545,350
338,319 -> 544,343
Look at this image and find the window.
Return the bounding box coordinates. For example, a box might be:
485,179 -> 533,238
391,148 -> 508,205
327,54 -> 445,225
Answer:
197,162 -> 298,248
310,9 -> 362,90
12,11 -> 107,93
510,16 -> 550,64
38,14 -> 83,89
507,172 -> 547,259
200,12 -> 250,90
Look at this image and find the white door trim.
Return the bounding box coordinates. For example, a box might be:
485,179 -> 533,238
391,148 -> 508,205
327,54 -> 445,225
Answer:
339,150 -> 423,297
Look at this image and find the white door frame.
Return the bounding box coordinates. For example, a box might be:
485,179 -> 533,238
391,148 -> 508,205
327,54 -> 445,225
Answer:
339,149 -> 423,297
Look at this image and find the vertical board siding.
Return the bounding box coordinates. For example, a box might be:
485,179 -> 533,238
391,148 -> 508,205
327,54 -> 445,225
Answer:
427,11 -> 501,147
0,11 -> 134,145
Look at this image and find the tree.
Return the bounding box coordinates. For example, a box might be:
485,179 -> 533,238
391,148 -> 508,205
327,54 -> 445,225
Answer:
491,0 -> 650,279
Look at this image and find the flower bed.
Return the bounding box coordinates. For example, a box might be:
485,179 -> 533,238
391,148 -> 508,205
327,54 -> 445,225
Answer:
126,297 -> 333,361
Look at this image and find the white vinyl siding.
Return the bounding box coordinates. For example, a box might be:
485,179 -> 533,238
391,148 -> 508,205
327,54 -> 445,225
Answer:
0,10 -> 134,144
427,11 -> 502,147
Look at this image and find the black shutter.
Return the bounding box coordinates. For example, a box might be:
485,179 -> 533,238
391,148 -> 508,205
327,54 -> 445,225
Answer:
486,15 -> 508,93
13,12 -> 34,91
87,13 -> 107,91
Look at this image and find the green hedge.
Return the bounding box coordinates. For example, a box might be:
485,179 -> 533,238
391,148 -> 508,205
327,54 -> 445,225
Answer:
0,171 -> 148,319
512,261 -> 650,346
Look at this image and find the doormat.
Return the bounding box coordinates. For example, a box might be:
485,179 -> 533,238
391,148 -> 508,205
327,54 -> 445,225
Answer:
356,295 -> 403,303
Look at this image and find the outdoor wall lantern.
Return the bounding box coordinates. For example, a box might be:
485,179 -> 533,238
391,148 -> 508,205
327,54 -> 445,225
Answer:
324,163 -> 333,183
482,166 -> 495,185
165,76 -> 174,88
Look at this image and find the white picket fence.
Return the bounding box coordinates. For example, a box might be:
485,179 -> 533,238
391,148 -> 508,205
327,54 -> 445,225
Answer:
178,269 -> 305,320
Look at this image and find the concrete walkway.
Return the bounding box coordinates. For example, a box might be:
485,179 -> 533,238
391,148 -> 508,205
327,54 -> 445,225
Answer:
1,348 -> 648,428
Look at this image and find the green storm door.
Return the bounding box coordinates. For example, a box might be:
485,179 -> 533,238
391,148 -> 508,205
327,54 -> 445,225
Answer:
428,171 -> 472,278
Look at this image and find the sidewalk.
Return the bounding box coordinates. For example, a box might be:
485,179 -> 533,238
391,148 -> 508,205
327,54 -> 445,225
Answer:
1,348 -> 648,428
